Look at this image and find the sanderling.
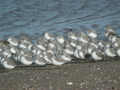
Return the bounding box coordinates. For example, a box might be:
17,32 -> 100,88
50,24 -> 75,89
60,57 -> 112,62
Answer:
47,40 -> 59,56
43,32 -> 55,41
112,38 -> 120,48
74,42 -> 87,59
34,57 -> 46,66
60,53 -> 72,62
7,36 -> 19,46
78,50 -> 86,59
74,44 -> 87,59
116,48 -> 120,57
98,40 -> 106,50
105,26 -> 116,37
87,44 -> 97,54
35,37 -> 48,51
19,40 -> 33,51
31,46 -> 42,55
87,29 -> 98,39
2,49 -> 12,58
19,50 -> 33,65
66,32 -> 78,48
51,55 -> 68,66
104,26 -> 118,43
69,40 -> 78,48
47,40 -> 56,49
9,46 -> 20,54
64,44 -> 74,56
112,39 -> 120,56
91,49 -> 103,61
73,41 -> 82,58
18,34 -> 33,50
108,34 -> 117,43
56,35 -> 65,45
74,49 -> 79,58
34,53 -> 47,66
104,47 -> 116,57
89,40 -> 99,49
1,57 -> 16,69
43,51 -> 53,64
67,31 -> 78,41
78,32 -> 89,44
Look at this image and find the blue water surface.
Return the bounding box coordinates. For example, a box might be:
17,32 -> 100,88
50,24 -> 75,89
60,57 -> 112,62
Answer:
0,0 -> 120,39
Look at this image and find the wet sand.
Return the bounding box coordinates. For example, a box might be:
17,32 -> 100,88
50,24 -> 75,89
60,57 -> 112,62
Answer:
0,60 -> 120,90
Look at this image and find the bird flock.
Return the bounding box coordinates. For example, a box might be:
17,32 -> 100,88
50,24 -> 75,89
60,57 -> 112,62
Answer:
0,26 -> 120,69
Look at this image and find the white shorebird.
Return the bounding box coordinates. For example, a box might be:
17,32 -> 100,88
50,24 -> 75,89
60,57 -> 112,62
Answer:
19,50 -> 33,65
43,51 -> 53,64
19,42 -> 33,51
0,41 -> 17,69
74,43 -> 88,59
73,41 -> 82,58
7,36 -> 19,47
52,52 -> 72,66
103,40 -> 116,57
34,52 -> 47,66
18,34 -> 33,51
78,48 -> 87,59
112,39 -> 120,56
47,40 -> 57,49
91,49 -> 103,61
9,45 -> 20,55
64,44 -> 74,56
56,35 -> 65,45
51,55 -> 69,66
48,36 -> 65,57
34,56 -> 47,66
112,38 -> 120,48
35,37 -> 48,51
104,47 -> 116,57
67,32 -> 78,48
67,31 -> 78,41
69,39 -> 78,48
108,34 -> 117,43
87,43 -> 97,54
1,57 -> 16,69
116,47 -> 120,56
19,41 -> 33,51
61,54 -> 72,62
45,40 -> 69,65
2,49 -> 12,58
88,40 -> 104,61
77,32 -> 89,44
43,32 -> 55,41
104,26 -> 118,43
47,40 -> 58,56
89,40 -> 99,49
104,26 -> 116,37
98,40 -> 106,50
31,46 -> 42,56
87,29 -> 98,39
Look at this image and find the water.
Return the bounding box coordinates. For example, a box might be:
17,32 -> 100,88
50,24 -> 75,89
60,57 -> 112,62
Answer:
0,0 -> 120,39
